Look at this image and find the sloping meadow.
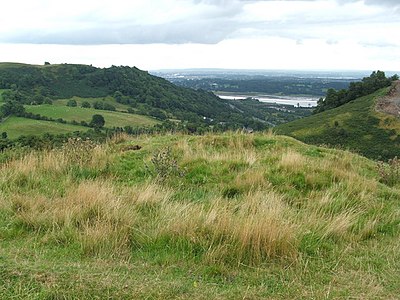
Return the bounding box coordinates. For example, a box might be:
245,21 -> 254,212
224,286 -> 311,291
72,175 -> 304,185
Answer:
0,132 -> 399,298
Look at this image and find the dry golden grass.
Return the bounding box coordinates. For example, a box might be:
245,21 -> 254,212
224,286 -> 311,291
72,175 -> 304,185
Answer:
9,181 -> 136,257
160,190 -> 298,265
279,150 -> 306,171
233,168 -> 270,191
322,210 -> 359,239
1,138 -> 112,179
176,135 -> 259,168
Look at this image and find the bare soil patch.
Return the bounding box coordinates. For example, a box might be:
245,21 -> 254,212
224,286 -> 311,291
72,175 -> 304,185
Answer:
376,81 -> 400,117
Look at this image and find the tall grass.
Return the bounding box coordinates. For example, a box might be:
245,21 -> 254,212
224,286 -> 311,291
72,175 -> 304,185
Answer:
1,131 -> 397,268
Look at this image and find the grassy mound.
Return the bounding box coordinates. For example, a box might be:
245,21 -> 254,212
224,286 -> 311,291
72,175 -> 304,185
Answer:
276,87 -> 400,160
0,132 -> 399,298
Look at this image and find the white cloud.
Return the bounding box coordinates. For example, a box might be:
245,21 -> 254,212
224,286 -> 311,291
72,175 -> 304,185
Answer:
0,0 -> 399,70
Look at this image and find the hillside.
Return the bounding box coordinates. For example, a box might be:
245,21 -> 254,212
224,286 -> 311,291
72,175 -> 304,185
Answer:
0,63 -> 271,131
276,84 -> 400,160
0,132 -> 399,299
0,116 -> 89,139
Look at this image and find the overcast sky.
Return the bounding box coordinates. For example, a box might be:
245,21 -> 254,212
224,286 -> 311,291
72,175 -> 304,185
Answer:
1,0 -> 399,71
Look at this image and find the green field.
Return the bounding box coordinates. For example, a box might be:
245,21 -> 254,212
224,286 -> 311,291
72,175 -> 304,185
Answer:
276,87 -> 400,160
0,132 -> 399,299
0,116 -> 88,139
25,104 -> 159,128
53,96 -> 131,112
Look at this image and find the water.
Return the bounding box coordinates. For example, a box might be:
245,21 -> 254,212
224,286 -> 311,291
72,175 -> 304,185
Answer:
217,94 -> 318,107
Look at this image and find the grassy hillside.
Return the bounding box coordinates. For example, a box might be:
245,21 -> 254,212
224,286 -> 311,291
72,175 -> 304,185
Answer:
276,87 -> 400,160
25,104 -> 159,128
53,96 -> 131,112
0,116 -> 88,139
0,63 -> 257,128
0,132 -> 399,299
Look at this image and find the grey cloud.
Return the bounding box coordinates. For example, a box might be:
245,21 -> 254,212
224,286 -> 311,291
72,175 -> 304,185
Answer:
1,0 -> 398,45
6,20 -> 238,45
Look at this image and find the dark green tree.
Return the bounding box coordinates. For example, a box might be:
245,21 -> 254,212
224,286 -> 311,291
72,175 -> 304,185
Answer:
90,114 -> 105,128
81,101 -> 91,108
0,101 -> 25,117
67,99 -> 77,107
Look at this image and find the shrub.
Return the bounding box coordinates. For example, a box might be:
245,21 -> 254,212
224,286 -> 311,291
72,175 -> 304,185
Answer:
377,157 -> 400,186
151,147 -> 185,181
67,99 -> 77,107
90,114 -> 105,128
81,101 -> 91,108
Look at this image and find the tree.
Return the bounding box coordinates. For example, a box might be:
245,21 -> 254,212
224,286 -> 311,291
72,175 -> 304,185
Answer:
0,101 -> 25,117
67,99 -> 77,107
81,101 -> 91,108
1,132 -> 7,139
114,91 -> 123,103
90,114 -> 105,128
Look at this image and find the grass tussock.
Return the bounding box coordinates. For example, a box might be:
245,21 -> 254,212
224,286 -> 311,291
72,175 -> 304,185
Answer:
160,190 -> 298,264
2,138 -> 111,177
280,150 -> 306,171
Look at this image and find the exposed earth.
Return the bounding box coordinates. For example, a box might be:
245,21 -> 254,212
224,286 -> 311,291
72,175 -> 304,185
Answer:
376,80 -> 400,116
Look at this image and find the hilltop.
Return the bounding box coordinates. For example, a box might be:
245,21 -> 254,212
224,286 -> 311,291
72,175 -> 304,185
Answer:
276,82 -> 400,160
0,132 -> 399,299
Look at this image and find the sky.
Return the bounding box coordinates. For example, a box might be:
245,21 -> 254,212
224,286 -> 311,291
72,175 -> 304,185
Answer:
0,0 -> 399,71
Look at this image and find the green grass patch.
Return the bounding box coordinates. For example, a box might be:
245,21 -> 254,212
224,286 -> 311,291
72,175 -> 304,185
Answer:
25,104 -> 159,128
0,116 -> 88,139
53,96 -> 130,112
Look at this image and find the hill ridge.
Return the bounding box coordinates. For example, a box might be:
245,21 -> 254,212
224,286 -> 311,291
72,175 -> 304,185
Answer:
276,84 -> 400,160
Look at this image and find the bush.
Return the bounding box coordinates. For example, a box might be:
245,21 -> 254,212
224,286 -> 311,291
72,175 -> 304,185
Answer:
150,147 -> 185,181
90,114 -> 105,128
67,99 -> 77,107
377,157 -> 400,186
81,101 -> 91,108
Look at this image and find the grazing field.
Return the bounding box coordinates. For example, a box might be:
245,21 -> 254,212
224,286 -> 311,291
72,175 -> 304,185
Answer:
25,104 -> 159,128
0,116 -> 88,139
53,96 -> 131,112
0,132 -> 399,299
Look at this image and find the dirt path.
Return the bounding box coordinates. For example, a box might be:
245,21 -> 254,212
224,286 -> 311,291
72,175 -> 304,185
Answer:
376,80 -> 400,117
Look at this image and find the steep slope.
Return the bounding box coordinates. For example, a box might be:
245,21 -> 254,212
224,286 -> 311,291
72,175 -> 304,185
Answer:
0,132 -> 399,299
276,84 -> 400,160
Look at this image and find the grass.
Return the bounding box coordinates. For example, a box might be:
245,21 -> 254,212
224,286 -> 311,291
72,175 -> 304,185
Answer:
25,104 -> 159,128
0,132 -> 399,299
276,87 -> 400,160
53,96 -> 131,112
0,116 -> 88,139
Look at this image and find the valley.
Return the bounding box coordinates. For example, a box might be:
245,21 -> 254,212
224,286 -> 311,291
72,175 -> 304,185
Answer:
0,63 -> 399,299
